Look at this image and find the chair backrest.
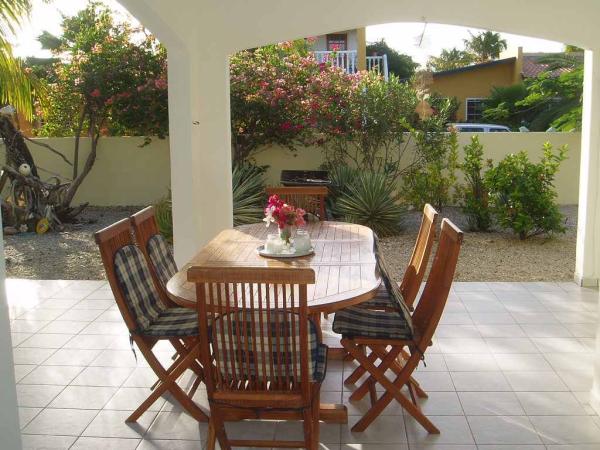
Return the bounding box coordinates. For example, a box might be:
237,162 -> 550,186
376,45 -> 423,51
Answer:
400,203 -> 439,307
266,186 -> 328,220
412,218 -> 463,352
130,206 -> 178,305
189,266 -> 317,401
95,218 -> 166,333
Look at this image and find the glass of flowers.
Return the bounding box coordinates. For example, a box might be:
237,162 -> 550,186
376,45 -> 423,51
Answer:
263,195 -> 306,248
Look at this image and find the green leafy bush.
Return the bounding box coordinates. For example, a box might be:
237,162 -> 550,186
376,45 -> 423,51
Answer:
232,163 -> 267,226
459,136 -> 492,231
333,170 -> 404,237
403,128 -> 459,211
484,143 -> 568,239
154,191 -> 173,243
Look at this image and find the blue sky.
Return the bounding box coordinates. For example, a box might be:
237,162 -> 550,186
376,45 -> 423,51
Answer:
12,1 -> 565,67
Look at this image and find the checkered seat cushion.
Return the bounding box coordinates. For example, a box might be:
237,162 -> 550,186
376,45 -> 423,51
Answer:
332,305 -> 413,340
114,245 -> 198,338
359,284 -> 399,310
145,307 -> 199,337
333,232 -> 413,340
211,311 -> 327,382
147,234 -> 178,287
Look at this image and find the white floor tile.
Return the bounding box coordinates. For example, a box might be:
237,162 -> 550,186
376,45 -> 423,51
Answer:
467,415 -> 541,445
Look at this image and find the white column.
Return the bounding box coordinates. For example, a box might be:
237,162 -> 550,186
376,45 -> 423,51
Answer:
167,45 -> 233,265
0,216 -> 22,449
582,49 -> 600,415
575,50 -> 600,288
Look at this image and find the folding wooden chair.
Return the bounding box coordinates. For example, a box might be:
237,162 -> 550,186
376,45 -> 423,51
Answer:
95,219 -> 208,423
332,219 -> 463,433
266,186 -> 328,220
343,203 -> 438,387
188,266 -> 327,450
130,206 -> 178,307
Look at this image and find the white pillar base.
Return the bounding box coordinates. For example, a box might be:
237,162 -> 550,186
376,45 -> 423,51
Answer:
574,273 -> 599,288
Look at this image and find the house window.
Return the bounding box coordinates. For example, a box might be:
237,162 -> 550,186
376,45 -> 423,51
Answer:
326,34 -> 347,51
465,98 -> 486,122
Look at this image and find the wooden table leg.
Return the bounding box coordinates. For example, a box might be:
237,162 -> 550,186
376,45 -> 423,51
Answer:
319,403 -> 348,423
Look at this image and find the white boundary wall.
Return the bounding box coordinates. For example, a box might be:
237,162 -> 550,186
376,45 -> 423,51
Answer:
0,132 -> 581,206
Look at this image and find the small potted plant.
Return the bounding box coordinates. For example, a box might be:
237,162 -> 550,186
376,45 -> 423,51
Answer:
263,195 -> 306,246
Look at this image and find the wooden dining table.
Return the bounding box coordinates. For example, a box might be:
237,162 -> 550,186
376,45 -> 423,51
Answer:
166,220 -> 382,424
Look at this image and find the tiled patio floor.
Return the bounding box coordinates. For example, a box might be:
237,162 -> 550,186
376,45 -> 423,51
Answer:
7,279 -> 600,449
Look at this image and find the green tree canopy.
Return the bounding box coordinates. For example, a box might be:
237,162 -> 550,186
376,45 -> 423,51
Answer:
0,0 -> 38,119
366,39 -> 418,79
426,48 -> 474,72
464,31 -> 507,63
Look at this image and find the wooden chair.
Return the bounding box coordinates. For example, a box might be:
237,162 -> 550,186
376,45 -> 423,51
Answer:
332,219 -> 464,433
188,266 -> 327,450
130,206 -> 178,307
362,203 -> 439,311
266,186 -> 328,220
343,203 -> 438,387
94,219 -> 208,423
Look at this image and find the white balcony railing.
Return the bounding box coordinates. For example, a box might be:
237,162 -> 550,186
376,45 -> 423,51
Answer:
312,50 -> 389,81
367,54 -> 389,81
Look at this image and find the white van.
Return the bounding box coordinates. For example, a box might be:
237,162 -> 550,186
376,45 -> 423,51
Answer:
449,123 -> 511,133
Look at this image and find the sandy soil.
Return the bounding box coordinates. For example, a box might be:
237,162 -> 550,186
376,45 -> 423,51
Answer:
378,205 -> 577,282
3,205 -> 577,281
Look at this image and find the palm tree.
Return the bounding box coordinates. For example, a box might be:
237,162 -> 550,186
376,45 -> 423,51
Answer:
464,31 -> 507,63
427,47 -> 474,72
0,0 -> 36,119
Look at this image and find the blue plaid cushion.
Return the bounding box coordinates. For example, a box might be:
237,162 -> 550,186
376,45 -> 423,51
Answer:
359,285 -> 396,309
332,305 -> 413,340
147,234 -> 178,287
371,233 -> 414,334
144,307 -> 199,337
114,245 -> 167,331
211,311 -> 326,382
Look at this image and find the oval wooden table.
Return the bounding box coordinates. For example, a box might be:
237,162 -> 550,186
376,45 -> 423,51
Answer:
166,220 -> 382,424
167,221 -> 381,314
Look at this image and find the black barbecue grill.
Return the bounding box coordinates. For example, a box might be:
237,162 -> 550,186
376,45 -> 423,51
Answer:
280,170 -> 330,187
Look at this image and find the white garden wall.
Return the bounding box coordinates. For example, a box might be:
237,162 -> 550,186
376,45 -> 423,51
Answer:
0,132 -> 581,206
254,132 -> 582,205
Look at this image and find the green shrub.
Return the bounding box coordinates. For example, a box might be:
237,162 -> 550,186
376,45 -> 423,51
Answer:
403,130 -> 459,210
232,162 -> 267,226
484,143 -> 568,239
152,163 -> 266,241
459,136 -> 492,231
154,191 -> 173,243
333,171 -> 404,236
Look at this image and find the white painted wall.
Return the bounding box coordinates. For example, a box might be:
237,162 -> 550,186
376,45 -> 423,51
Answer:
311,29 -> 358,51
0,214 -> 22,450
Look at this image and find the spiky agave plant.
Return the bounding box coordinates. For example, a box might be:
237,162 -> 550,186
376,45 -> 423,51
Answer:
154,190 -> 173,242
334,171 -> 404,236
232,162 -> 267,226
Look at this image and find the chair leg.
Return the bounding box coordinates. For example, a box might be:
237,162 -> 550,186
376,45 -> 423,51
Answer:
206,417 -> 217,450
211,407 -> 231,450
349,347 -> 401,402
127,342 -> 208,423
343,339 -> 439,434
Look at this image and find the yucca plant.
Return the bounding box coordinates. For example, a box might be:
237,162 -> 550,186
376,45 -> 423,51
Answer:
334,171 -> 404,236
154,190 -> 173,242
232,162 -> 267,226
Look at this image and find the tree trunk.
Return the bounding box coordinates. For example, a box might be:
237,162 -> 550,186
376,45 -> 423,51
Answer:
0,115 -> 39,177
72,107 -> 86,180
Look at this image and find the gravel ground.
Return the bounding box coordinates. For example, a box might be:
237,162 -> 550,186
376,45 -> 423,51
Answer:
3,205 -> 577,281
379,205 -> 578,282
4,206 -> 141,280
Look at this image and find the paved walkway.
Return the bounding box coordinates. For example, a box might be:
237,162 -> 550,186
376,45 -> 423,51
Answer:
7,279 -> 600,449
